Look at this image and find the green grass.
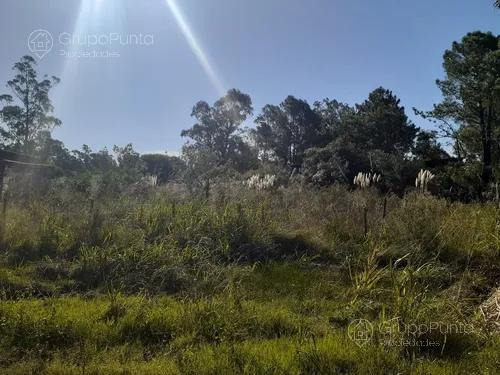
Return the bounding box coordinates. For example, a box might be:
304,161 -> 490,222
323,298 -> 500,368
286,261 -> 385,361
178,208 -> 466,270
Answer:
0,186 -> 498,374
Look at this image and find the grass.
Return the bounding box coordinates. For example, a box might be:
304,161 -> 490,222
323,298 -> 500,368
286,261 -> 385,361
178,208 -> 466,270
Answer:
0,185 -> 498,374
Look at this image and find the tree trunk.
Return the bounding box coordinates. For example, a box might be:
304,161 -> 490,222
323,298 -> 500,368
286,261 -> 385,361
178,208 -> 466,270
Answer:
480,104 -> 493,188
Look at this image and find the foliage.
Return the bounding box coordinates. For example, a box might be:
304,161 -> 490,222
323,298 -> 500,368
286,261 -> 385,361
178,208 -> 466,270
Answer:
253,96 -> 322,169
181,89 -> 253,166
2,30 -> 498,203
354,87 -> 418,156
0,56 -> 61,152
141,153 -> 185,183
418,31 -> 500,190
302,88 -> 422,194
0,186 -> 498,373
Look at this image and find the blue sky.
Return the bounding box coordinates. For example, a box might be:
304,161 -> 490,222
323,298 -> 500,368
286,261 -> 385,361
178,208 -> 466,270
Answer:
0,0 -> 498,154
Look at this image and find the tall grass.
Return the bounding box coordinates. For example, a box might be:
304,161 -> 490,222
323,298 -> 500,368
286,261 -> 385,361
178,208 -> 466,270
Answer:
0,185 -> 498,373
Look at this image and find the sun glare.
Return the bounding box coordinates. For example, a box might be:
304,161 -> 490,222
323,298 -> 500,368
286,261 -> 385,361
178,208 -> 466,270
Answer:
55,0 -> 125,102
164,0 -> 226,95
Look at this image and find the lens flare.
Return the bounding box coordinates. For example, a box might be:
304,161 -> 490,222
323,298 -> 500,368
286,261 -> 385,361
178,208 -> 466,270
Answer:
165,0 -> 226,95
55,0 -> 125,103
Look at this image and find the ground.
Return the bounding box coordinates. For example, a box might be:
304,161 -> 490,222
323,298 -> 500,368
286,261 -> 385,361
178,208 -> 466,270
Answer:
0,185 -> 499,374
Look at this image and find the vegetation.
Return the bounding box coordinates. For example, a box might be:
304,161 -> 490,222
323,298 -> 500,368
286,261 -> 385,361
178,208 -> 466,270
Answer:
0,29 -> 498,374
0,55 -> 61,154
417,31 -> 500,193
0,186 -> 499,374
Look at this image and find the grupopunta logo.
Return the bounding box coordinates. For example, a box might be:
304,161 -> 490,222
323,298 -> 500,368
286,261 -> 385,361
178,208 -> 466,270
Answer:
28,29 -> 53,59
347,319 -> 374,347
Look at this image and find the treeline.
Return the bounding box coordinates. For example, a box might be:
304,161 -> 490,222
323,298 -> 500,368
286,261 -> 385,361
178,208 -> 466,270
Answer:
0,31 -> 498,201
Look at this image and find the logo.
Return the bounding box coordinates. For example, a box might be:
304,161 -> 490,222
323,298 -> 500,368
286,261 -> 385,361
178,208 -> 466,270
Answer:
347,319 -> 373,347
28,29 -> 53,59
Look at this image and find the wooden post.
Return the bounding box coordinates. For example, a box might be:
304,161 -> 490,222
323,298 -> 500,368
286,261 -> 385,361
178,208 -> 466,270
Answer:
204,178 -> 210,199
0,163 -> 5,198
236,203 -> 242,220
495,181 -> 499,209
2,193 -> 7,232
363,206 -> 368,237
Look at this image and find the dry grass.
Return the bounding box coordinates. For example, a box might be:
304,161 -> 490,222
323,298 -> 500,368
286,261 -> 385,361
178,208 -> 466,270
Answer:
0,185 -> 498,373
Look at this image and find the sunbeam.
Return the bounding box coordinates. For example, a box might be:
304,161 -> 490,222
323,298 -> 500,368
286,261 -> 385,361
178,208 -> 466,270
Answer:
55,0 -> 125,106
165,0 -> 226,95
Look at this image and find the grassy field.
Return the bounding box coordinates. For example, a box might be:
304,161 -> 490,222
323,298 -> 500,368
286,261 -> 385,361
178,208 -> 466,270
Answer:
0,185 -> 499,374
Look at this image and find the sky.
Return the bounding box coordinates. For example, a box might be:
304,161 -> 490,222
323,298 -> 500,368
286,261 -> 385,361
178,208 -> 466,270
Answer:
0,0 -> 499,155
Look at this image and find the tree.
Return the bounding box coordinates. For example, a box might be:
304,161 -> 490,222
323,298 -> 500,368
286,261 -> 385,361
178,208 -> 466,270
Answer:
412,130 -> 449,162
354,88 -> 417,155
181,89 -> 253,165
113,144 -> 145,184
313,98 -> 356,143
113,144 -> 143,171
312,88 -> 417,157
141,153 -> 185,183
0,56 -> 61,153
420,32 -> 500,189
302,141 -> 363,186
73,145 -> 116,172
254,96 -> 322,168
303,141 -> 419,194
495,1 -> 499,9
303,88 -> 418,190
181,145 -> 220,197
35,131 -> 82,173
